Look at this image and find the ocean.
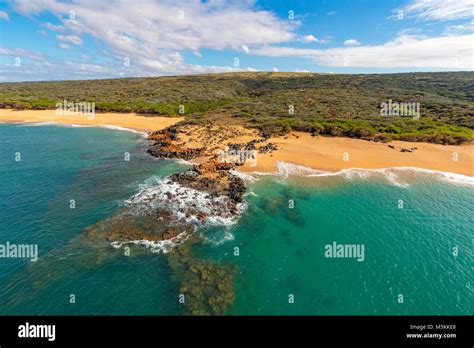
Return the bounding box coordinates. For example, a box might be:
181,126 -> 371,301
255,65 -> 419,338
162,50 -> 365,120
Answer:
0,124 -> 472,315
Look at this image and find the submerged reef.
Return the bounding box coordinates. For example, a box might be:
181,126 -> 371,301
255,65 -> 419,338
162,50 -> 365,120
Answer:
1,123 -> 250,315
143,123 -> 247,314
167,234 -> 237,315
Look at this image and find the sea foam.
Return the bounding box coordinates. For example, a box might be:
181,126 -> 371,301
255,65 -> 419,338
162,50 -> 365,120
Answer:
229,170 -> 258,182
247,161 -> 474,188
276,161 -> 330,178
124,176 -> 246,227
114,175 -> 247,252
111,230 -> 190,254
22,122 -> 148,137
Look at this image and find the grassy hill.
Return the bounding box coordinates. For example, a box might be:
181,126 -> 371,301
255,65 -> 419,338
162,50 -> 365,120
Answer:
1,71 -> 473,144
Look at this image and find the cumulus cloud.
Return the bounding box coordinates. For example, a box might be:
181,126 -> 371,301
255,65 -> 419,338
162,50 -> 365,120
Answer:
41,22 -> 64,31
8,0 -> 296,77
56,34 -> 83,45
344,39 -> 361,46
252,34 -> 473,68
0,55 -> 250,82
301,35 -> 329,44
0,11 -> 9,20
303,35 -> 318,43
3,0 -> 473,81
0,47 -> 45,61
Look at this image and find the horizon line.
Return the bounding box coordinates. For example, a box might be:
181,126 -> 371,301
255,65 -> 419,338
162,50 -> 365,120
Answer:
1,70 -> 473,84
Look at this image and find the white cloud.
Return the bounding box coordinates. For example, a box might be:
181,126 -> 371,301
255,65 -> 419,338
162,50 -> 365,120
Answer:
12,0 -> 295,51
0,11 -> 9,20
0,56 -> 251,82
303,35 -> 318,43
56,34 -> 83,45
344,39 -> 361,46
5,0 -> 472,81
272,67 -> 279,72
41,22 -> 64,31
302,35 -> 329,44
10,0 -> 295,77
401,0 -> 474,21
445,20 -> 474,34
252,34 -> 474,68
63,19 -> 83,33
0,47 -> 45,61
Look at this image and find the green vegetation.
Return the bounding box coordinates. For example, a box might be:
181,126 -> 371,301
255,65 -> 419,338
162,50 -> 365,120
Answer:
1,71 -> 473,144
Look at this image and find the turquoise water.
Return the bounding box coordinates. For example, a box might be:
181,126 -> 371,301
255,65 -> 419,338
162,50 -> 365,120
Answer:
0,124 -> 472,315
201,175 -> 473,315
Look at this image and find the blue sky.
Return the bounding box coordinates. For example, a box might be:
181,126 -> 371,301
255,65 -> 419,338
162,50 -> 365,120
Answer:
0,0 -> 472,81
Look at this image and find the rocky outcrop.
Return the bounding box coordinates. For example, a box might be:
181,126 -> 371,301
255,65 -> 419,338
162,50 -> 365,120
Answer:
227,139 -> 278,154
147,128 -> 205,160
387,144 -> 418,153
258,142 -> 278,154
142,123 -> 249,315
148,124 -> 247,210
84,208 -> 194,244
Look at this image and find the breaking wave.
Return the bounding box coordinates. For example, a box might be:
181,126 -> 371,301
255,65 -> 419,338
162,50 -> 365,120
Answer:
249,161 -> 474,188
22,122 -> 148,137
123,176 -> 247,227
111,230 -> 190,254
112,175 -> 247,252
230,170 -> 258,182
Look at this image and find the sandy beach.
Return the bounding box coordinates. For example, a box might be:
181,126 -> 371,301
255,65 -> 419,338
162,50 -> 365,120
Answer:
239,132 -> 474,176
1,109 -> 472,176
0,109 -> 183,132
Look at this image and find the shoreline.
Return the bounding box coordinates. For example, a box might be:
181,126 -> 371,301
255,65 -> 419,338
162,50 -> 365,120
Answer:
1,109 -> 472,176
0,109 -> 183,132
237,163 -> 474,189
237,132 -> 473,177
9,121 -> 151,137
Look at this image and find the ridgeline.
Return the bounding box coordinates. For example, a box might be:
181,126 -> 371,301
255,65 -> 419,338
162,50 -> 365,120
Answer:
1,71 -> 473,144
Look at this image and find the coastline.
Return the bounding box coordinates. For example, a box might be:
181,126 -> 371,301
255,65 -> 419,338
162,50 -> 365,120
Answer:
1,109 -> 472,176
0,109 -> 183,132
2,109 -> 473,316
239,132 -> 474,177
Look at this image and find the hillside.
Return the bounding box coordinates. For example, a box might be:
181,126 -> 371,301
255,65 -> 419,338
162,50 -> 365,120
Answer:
1,72 -> 473,144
